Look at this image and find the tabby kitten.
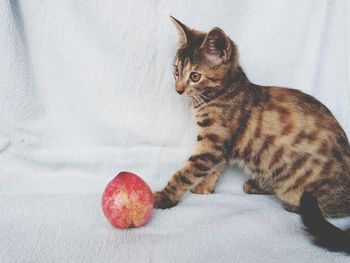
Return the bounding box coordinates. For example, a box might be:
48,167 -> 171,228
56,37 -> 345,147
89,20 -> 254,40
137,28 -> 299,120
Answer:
154,17 -> 350,253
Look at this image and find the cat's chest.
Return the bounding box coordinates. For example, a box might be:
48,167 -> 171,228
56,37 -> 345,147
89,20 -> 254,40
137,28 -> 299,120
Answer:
194,106 -> 234,130
228,157 -> 246,169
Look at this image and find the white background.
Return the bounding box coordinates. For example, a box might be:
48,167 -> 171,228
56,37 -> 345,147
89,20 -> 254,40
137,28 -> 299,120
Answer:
0,1 -> 349,262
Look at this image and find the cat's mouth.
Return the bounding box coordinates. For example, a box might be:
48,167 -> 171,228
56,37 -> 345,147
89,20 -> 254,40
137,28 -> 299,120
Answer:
184,94 -> 211,108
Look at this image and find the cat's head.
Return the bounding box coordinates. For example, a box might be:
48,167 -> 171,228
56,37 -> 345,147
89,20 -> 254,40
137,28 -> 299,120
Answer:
171,17 -> 239,97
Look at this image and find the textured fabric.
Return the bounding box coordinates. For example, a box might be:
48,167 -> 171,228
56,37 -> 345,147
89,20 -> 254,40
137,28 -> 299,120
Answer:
0,0 -> 349,262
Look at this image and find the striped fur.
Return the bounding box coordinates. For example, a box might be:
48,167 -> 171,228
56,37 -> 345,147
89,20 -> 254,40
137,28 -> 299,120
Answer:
154,18 -> 350,253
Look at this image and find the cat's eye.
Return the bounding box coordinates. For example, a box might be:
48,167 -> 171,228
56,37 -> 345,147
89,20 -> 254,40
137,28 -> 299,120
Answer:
190,72 -> 201,83
173,65 -> 179,78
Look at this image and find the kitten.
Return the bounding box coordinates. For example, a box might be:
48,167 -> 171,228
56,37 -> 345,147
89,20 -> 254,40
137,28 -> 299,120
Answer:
154,17 -> 350,253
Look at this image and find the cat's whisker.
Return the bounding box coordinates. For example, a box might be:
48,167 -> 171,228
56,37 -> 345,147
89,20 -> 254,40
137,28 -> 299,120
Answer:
199,95 -> 211,105
195,94 -> 209,107
197,95 -> 208,107
198,94 -> 213,102
181,93 -> 208,107
195,95 -> 207,108
194,95 -> 202,106
192,95 -> 200,106
184,94 -> 199,105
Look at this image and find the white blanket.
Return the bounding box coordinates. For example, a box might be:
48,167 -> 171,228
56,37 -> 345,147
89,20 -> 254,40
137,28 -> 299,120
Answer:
0,0 -> 349,262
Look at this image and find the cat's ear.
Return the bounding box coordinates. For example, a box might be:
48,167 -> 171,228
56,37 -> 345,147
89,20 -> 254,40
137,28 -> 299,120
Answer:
170,16 -> 191,48
201,27 -> 231,64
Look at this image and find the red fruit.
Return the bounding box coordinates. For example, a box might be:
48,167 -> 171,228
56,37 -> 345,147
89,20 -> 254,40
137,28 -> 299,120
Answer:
101,172 -> 154,229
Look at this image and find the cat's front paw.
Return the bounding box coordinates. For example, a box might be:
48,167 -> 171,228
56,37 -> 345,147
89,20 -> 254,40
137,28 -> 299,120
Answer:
190,184 -> 215,195
153,191 -> 178,209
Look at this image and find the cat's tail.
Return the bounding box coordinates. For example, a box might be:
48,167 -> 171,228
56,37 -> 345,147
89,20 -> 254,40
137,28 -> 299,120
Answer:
299,192 -> 350,254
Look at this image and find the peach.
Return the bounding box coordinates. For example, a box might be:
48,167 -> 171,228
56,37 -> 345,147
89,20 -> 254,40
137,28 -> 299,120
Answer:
102,172 -> 154,229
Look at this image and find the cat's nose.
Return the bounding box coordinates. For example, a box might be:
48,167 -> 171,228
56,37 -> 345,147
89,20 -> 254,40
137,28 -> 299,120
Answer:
176,89 -> 184,95
175,83 -> 186,95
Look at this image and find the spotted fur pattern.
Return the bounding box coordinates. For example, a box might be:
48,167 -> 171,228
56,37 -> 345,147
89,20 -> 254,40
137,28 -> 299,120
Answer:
154,17 -> 350,220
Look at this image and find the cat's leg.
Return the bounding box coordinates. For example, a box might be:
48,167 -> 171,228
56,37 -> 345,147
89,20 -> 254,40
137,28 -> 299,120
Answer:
243,178 -> 274,195
154,159 -> 226,209
190,166 -> 225,194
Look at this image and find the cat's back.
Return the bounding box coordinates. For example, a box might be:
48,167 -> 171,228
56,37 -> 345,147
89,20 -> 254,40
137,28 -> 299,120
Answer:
255,85 -> 347,143
266,86 -> 337,127
230,84 -> 349,158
